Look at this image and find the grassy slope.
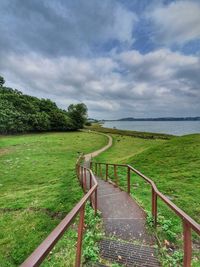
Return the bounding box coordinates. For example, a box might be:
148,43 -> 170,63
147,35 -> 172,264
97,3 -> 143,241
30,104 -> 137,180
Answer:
95,132 -> 200,265
128,134 -> 200,223
95,133 -> 200,222
95,134 -> 165,163
0,132 -> 107,266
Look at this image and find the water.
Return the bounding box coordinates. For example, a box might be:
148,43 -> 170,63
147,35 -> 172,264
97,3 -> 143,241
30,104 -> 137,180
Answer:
103,121 -> 200,136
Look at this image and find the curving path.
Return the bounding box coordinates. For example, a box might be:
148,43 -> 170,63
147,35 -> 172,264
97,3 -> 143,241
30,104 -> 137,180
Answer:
84,132 -> 112,162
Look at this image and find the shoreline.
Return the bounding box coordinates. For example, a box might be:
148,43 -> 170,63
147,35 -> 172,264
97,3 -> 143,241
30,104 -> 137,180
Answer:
85,124 -> 174,140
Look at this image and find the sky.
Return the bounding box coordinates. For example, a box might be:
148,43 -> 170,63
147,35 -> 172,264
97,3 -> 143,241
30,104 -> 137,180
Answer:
0,0 -> 200,119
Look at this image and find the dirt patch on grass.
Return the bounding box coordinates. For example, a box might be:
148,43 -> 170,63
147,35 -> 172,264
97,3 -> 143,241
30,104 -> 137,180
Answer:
0,207 -> 66,220
0,148 -> 13,156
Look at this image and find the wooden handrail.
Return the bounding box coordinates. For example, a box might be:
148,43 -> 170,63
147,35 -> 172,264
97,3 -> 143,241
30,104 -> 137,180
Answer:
94,162 -> 200,267
21,157 -> 98,267
127,165 -> 200,235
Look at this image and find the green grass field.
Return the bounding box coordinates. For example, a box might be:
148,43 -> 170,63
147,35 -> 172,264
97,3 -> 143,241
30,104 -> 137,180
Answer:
94,131 -> 200,266
1,128 -> 200,266
0,131 -> 108,266
95,133 -> 200,222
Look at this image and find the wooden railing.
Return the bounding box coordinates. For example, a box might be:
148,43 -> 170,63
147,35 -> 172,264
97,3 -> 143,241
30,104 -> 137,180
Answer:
93,162 -> 200,267
21,156 -> 97,267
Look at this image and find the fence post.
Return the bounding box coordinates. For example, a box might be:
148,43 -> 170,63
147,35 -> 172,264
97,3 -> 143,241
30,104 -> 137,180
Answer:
90,172 -> 92,206
84,168 -> 87,192
152,188 -> 157,226
81,167 -> 83,187
127,166 -> 130,194
183,221 -> 192,267
106,164 -> 108,181
75,205 -> 85,267
95,188 -> 97,215
95,163 -> 97,175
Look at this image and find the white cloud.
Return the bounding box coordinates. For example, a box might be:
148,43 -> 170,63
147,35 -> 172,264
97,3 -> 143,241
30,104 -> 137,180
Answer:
150,0 -> 200,45
0,48 -> 200,119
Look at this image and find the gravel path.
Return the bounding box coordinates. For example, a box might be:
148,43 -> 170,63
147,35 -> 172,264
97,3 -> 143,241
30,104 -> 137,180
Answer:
84,132 -> 112,162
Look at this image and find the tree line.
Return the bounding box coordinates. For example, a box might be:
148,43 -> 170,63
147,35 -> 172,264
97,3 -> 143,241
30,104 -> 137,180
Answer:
0,76 -> 88,134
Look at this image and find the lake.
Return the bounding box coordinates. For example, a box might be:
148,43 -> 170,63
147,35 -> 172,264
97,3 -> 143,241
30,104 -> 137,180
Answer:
103,121 -> 200,136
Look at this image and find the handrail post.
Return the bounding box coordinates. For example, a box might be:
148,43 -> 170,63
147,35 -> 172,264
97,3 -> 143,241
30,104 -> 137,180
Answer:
90,161 -> 92,170
127,166 -> 130,194
90,172 -> 92,206
152,188 -> 157,226
95,163 -> 97,175
183,221 -> 192,267
95,188 -> 97,215
84,168 -> 87,192
81,167 -> 83,187
75,205 -> 85,267
106,164 -> 108,181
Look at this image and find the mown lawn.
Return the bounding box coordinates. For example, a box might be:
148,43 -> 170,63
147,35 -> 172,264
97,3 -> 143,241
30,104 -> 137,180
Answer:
0,131 -> 108,266
95,134 -> 165,163
95,132 -> 200,266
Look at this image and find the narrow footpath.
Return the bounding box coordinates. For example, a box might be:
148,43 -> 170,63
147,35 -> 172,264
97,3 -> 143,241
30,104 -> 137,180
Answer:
84,132 -> 160,267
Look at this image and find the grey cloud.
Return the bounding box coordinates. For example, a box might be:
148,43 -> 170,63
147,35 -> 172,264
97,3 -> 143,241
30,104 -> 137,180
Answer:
0,1 -> 199,119
0,0 -> 136,57
0,48 -> 199,119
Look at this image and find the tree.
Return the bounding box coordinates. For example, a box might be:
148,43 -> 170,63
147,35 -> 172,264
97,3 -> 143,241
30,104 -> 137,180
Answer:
0,76 -> 88,134
30,112 -> 51,131
0,76 -> 5,87
68,103 -> 88,129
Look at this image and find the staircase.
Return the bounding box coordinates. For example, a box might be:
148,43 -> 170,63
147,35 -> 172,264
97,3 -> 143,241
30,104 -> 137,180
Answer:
94,176 -> 160,267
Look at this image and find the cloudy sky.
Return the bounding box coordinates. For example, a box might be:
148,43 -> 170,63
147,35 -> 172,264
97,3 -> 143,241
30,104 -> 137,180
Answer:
0,0 -> 200,119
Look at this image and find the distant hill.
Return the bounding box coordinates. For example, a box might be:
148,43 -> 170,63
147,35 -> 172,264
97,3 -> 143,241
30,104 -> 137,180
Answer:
104,117 -> 200,121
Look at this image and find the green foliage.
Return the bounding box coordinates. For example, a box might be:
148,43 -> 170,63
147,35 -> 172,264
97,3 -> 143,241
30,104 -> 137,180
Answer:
68,103 -> 88,129
147,212 -> 176,242
0,75 -> 5,87
111,263 -> 123,267
0,76 -> 88,134
161,249 -> 183,267
83,204 -> 103,263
